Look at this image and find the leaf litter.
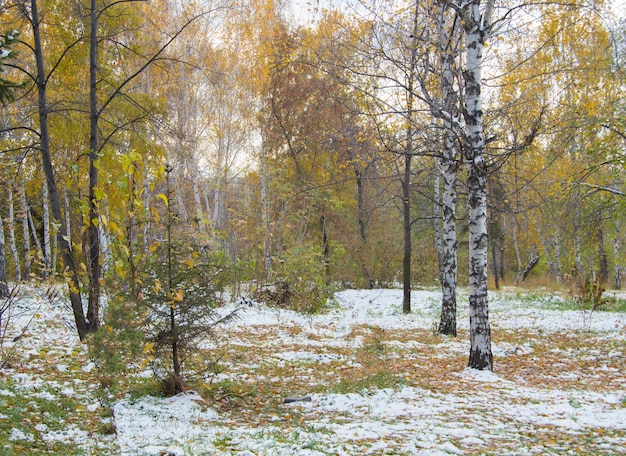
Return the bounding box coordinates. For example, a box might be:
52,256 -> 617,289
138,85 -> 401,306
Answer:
0,285 -> 625,455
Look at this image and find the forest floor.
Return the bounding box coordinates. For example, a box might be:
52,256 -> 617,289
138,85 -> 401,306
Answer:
0,284 -> 625,455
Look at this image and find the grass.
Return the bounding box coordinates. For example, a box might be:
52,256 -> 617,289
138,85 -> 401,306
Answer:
2,286 -> 626,454
0,379 -> 94,456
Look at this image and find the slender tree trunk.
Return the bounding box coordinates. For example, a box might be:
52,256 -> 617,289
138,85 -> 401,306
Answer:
7,186 -> 20,282
0,212 -> 9,297
165,167 -> 181,383
438,110 -> 459,330
63,187 -> 71,246
42,181 -> 51,277
172,171 -> 189,223
597,226 -> 608,284
321,214 -> 330,275
402,149 -> 412,314
462,0 -> 493,371
261,148 -> 272,278
31,0 -> 90,339
512,217 -> 522,277
192,170 -> 205,234
355,167 -> 367,242
491,242 -> 499,290
615,236 -> 622,290
433,168 -> 443,282
573,193 -> 583,282
143,176 -> 152,259
434,3 -> 460,336
27,209 -> 42,267
87,0 -> 101,330
18,167 -> 31,279
402,4 -> 421,314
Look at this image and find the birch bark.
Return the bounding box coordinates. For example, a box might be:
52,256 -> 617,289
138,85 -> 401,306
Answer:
7,186 -> 20,282
18,166 -> 31,279
42,180 -> 51,277
0,211 -> 8,297
462,0 -> 493,370
437,3 -> 460,336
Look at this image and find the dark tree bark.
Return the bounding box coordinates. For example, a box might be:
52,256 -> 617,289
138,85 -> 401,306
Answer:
30,0 -> 91,339
461,0 -> 494,371
402,4 -> 421,314
402,149 -> 412,314
87,0 -> 101,330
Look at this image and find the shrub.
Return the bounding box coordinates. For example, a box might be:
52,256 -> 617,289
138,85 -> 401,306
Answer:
258,242 -> 335,314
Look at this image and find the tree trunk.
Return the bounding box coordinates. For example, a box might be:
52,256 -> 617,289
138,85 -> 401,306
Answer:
492,241 -> 499,290
553,233 -> 563,284
27,209 -> 42,269
462,0 -> 493,371
87,0 -> 101,331
355,167 -> 367,242
42,181 -> 51,277
192,170 -> 205,233
433,168 -> 443,282
402,4 -> 421,315
261,148 -> 272,279
7,186 -> 20,282
31,0 -> 90,339
597,227 -> 608,285
573,194 -> 583,283
436,5 -> 460,335
439,144 -> 458,335
143,177 -> 152,259
0,211 -> 9,297
18,167 -> 31,279
402,149 -> 412,314
172,170 -> 190,223
615,236 -> 622,290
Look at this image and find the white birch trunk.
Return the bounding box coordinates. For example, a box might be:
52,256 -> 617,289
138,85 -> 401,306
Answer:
573,194 -> 583,282
42,181 -> 51,276
439,139 -> 458,335
553,232 -> 563,284
0,211 -> 8,297
437,4 -> 459,336
8,186 -> 20,281
192,175 -> 205,234
261,151 -> 272,278
172,171 -> 190,224
19,171 -> 31,279
615,236 -> 622,290
212,134 -> 226,248
63,187 -> 71,251
27,209 -> 42,266
462,0 -> 493,371
433,166 -> 443,281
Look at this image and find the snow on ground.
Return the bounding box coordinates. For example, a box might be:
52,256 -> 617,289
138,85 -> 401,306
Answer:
1,285 -> 625,455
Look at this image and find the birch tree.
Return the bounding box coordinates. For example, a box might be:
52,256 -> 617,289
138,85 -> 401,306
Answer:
434,3 -> 462,336
459,0 -> 494,370
0,211 -> 7,297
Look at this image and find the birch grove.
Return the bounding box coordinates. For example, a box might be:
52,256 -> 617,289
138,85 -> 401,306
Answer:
0,0 -> 622,370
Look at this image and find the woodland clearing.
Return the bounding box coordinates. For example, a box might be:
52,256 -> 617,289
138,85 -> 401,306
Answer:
0,285 -> 625,455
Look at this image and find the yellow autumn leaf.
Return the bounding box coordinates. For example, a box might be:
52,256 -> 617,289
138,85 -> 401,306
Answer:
143,342 -> 155,354
171,289 -> 184,302
157,193 -> 168,207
